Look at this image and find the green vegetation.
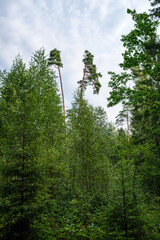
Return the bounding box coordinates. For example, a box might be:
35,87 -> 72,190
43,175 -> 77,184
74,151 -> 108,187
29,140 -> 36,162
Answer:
0,1 -> 160,239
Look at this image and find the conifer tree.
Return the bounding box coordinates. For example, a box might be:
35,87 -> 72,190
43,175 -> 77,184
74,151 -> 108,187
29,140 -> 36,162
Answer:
48,48 -> 66,133
78,50 -> 102,114
0,49 -> 64,239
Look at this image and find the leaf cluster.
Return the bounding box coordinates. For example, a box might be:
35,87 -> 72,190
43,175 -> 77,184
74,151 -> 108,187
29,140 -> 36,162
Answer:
48,48 -> 63,68
78,50 -> 102,95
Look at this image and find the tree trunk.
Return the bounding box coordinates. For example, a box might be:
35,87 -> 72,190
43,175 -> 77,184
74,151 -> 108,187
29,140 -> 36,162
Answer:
79,64 -> 87,116
21,95 -> 26,218
121,161 -> 128,239
58,66 -> 66,134
126,111 -> 130,143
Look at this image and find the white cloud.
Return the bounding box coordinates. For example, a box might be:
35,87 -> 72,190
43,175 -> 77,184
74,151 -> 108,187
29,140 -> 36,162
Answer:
0,0 -> 151,122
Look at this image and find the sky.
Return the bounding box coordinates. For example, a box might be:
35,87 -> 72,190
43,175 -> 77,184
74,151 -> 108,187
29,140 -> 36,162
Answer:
0,0 -> 151,123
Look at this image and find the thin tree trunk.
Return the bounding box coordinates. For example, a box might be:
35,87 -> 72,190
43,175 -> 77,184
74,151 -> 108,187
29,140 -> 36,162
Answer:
121,161 -> 128,239
126,111 -> 130,143
122,187 -> 128,239
133,161 -> 137,202
79,64 -> 87,116
21,95 -> 26,218
58,66 -> 66,134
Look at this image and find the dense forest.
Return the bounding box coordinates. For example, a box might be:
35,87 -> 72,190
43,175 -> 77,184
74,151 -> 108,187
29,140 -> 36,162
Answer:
0,1 -> 160,239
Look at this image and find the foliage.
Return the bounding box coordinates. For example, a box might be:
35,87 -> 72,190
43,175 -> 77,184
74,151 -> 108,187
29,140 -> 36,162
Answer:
149,0 -> 160,18
0,49 -> 64,239
78,50 -> 102,105
1,6 -> 160,237
48,48 -> 63,68
108,8 -> 160,156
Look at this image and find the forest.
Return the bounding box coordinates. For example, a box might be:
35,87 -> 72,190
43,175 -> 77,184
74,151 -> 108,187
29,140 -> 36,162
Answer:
0,1 -> 160,239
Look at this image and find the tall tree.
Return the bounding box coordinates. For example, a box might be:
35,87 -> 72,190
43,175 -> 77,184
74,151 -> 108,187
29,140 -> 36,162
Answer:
105,137 -> 146,240
115,105 -> 132,142
78,50 -> 102,114
0,49 -> 64,239
67,90 -> 112,195
48,48 -> 66,133
107,9 -> 160,156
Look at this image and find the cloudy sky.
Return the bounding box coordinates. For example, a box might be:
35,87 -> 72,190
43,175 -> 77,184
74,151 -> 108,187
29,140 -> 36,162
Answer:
0,0 -> 151,122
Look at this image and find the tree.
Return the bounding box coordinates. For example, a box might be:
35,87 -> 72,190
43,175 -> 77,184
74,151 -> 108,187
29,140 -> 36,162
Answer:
78,50 -> 102,114
0,49 -> 64,239
48,48 -> 66,133
149,0 -> 160,17
115,105 -> 132,142
67,89 -> 113,196
107,9 -> 160,157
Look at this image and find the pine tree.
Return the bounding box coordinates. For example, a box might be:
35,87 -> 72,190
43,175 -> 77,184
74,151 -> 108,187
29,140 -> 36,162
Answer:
78,50 -> 102,115
48,48 -> 66,134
